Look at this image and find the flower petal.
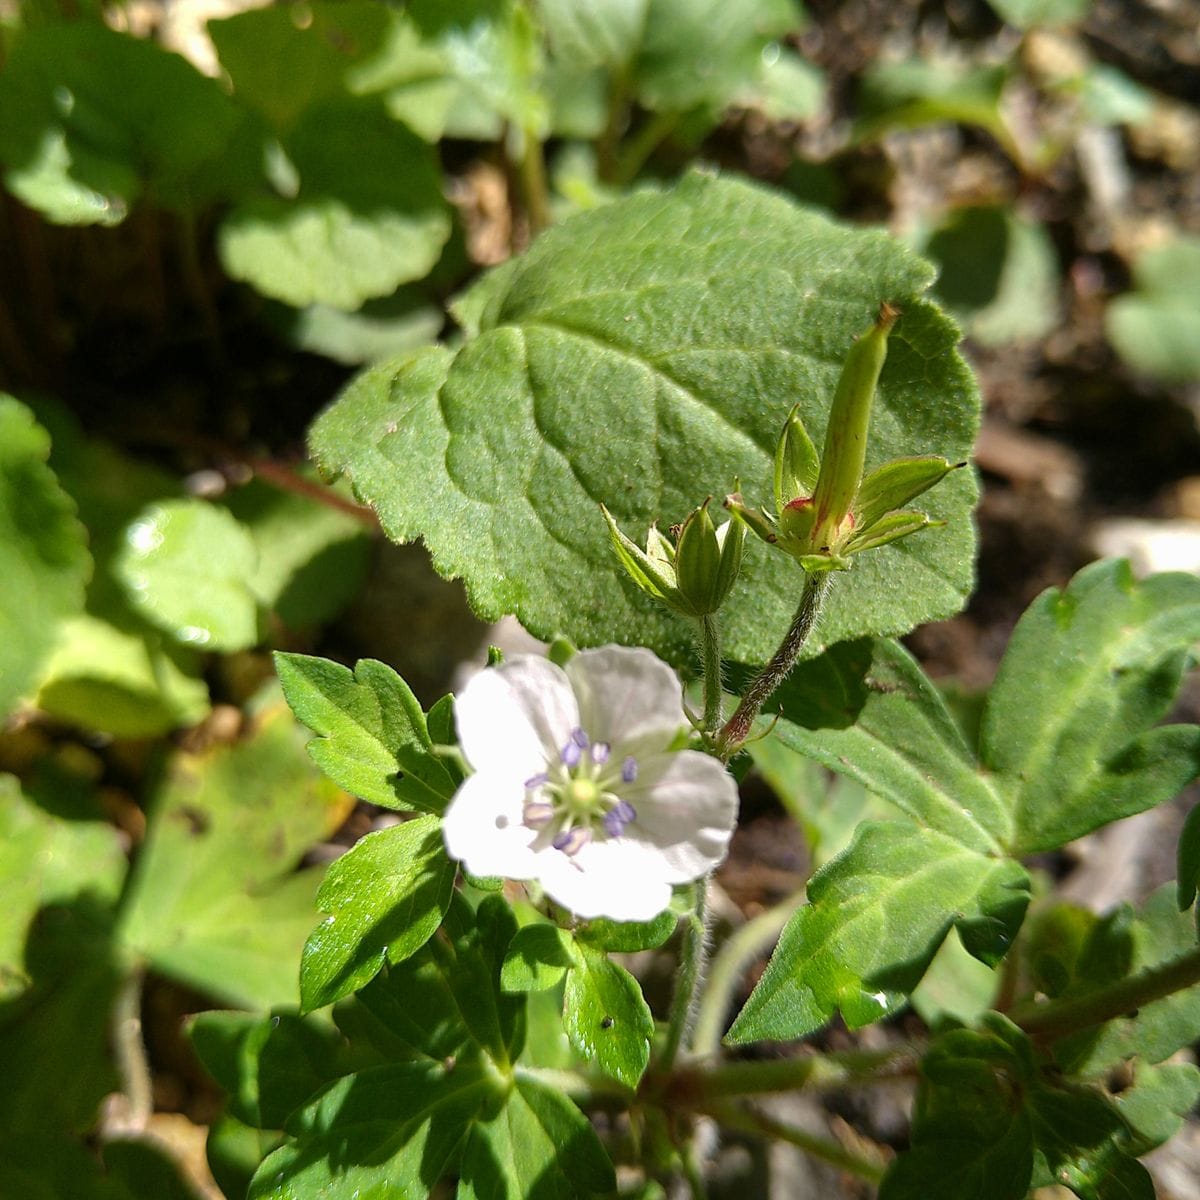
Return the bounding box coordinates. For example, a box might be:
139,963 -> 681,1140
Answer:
566,645 -> 685,750
537,838 -> 674,921
624,750 -> 739,882
441,772 -> 540,880
455,657 -> 579,777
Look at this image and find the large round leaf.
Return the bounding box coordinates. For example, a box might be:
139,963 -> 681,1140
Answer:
310,172 -> 979,665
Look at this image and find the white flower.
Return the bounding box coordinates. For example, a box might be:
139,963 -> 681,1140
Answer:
442,645 -> 739,921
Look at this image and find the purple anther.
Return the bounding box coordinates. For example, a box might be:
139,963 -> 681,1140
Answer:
603,800 -> 637,838
570,727 -> 589,748
552,826 -> 592,856
523,772 -> 549,790
591,741 -> 611,765
522,801 -> 555,829
561,740 -> 583,768
622,756 -> 638,784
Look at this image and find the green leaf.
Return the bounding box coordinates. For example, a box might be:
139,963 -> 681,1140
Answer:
0,771 -> 126,1002
300,815 -> 456,1011
772,639 -> 1009,852
856,59 -> 1012,149
727,820 -> 1029,1042
736,45 -> 826,122
1054,885 -> 1200,1075
922,206 -> 1060,347
537,0 -> 649,72
576,907 -> 679,952
223,479 -> 372,630
274,652 -> 457,812
910,929 -> 1001,1029
208,0 -> 397,129
633,0 -> 801,113
206,1113 -> 284,1200
458,1072 -> 616,1199
0,396 -> 90,718
117,702 -> 351,1009
981,559 -> 1200,854
189,1009 -> 352,1130
34,612 -> 210,737
114,498 -> 262,652
311,172 -> 980,666
986,0 -> 1091,28
501,923 -> 577,992
0,22 -> 255,223
1106,234 -> 1200,383
249,1060 -> 496,1200
102,1139 -> 210,1200
563,943 -> 654,1089
218,101 -> 451,310
1115,1060 -> 1200,1155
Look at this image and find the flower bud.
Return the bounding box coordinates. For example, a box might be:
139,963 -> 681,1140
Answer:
602,501 -> 745,619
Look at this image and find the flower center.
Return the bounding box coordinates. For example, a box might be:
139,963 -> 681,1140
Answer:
522,727 -> 639,856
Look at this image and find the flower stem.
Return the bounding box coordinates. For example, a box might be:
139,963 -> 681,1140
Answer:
517,125 -> 550,237
657,880 -> 710,1072
664,1046 -> 917,1106
1011,944 -> 1200,1045
691,892 -> 805,1057
704,1101 -> 888,1185
718,571 -> 832,756
700,613 -> 723,737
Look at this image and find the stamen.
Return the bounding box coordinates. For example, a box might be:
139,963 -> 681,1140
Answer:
523,802 -> 555,829
552,826 -> 592,856
622,756 -> 638,784
524,772 -> 549,789
570,727 -> 589,748
591,741 -> 611,765
603,800 -> 637,838
561,740 -> 583,768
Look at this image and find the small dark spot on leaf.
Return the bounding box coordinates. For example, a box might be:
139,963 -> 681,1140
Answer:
176,806 -> 209,835
601,1016 -> 614,1029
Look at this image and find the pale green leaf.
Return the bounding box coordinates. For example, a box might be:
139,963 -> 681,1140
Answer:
273,290 -> 445,366
274,652 -> 457,812
1116,1060 -> 1200,1155
0,772 -> 126,1002
300,816 -> 456,1011
536,0 -> 649,71
117,703 -> 351,1009
727,820 -> 1029,1042
0,396 -> 90,717
1107,235 -> 1200,383
563,943 -> 653,1088
218,102 -> 451,310
737,45 -> 825,122
311,173 -> 980,667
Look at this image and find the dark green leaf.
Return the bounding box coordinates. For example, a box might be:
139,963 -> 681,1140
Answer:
727,820 -> 1029,1042
0,22 -> 256,222
300,815 -> 456,1011
501,924 -> 578,992
311,173 -> 979,668
189,1010 -> 351,1130
249,1060 -> 496,1199
458,1072 -> 616,1199
0,396 -> 90,718
981,559 -> 1200,854
1178,802 -> 1200,914
275,652 -> 456,813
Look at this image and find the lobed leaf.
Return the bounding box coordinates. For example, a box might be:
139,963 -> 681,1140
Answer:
727,820 -> 1029,1042
311,172 -> 980,667
275,652 -> 457,813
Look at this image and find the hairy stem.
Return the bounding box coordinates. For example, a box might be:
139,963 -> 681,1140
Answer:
1012,944 -> 1200,1045
658,881 -> 710,1072
719,571 -> 831,756
705,1102 -> 887,1185
691,892 -> 805,1057
700,613 -> 722,737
